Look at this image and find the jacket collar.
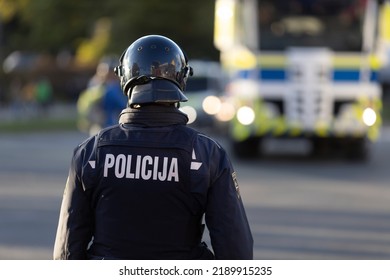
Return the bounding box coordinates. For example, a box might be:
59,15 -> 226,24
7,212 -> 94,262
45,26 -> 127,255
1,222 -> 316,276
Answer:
119,105 -> 189,127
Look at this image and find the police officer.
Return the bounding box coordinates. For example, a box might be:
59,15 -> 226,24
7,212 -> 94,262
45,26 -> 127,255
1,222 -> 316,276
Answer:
53,35 -> 253,260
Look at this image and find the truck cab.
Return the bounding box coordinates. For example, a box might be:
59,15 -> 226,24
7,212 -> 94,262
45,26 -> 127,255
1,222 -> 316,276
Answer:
214,0 -> 388,160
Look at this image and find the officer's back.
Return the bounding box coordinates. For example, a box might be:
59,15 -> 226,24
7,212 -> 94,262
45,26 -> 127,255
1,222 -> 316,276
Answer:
53,35 -> 253,260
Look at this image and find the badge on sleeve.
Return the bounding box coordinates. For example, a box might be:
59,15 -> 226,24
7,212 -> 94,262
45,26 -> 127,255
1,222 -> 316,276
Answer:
231,171 -> 240,199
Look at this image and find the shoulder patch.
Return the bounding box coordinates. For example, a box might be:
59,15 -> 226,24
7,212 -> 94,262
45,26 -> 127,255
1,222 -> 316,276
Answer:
232,171 -> 240,198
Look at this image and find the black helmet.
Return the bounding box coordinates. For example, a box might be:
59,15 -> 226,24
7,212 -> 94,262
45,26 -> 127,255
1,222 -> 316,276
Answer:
114,35 -> 193,106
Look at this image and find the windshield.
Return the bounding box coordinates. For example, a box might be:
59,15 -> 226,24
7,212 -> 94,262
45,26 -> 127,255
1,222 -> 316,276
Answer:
257,0 -> 367,51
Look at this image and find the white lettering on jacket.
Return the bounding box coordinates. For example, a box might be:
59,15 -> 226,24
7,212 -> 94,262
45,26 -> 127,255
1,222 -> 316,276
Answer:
103,153 -> 179,182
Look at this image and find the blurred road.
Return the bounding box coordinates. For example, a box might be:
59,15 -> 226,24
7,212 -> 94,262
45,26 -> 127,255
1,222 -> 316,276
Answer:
0,127 -> 390,259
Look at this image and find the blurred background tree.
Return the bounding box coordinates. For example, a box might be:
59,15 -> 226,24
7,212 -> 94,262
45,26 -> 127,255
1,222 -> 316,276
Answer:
0,0 -> 219,102
0,0 -> 218,62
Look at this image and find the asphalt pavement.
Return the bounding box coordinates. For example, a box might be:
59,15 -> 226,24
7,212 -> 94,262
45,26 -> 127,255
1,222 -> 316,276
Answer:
0,109 -> 390,259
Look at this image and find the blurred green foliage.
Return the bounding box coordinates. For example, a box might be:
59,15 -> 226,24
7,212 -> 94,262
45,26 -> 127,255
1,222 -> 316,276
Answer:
0,0 -> 219,62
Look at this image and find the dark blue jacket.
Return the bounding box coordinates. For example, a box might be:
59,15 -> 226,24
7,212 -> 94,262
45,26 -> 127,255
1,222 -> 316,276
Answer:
102,81 -> 127,127
53,105 -> 253,260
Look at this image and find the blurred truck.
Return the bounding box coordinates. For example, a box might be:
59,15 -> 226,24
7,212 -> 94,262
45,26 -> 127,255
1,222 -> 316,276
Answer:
378,1 -> 390,101
213,0 -> 390,160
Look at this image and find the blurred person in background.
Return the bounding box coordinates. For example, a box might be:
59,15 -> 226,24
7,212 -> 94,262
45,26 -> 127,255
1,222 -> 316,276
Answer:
54,35 -> 253,260
77,56 -> 127,135
35,76 -> 53,116
102,65 -> 127,127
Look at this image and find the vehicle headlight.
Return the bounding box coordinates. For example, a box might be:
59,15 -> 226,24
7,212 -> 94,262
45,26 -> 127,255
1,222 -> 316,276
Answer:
202,95 -> 221,115
237,106 -> 255,125
180,106 -> 197,124
362,107 -> 377,127
216,101 -> 236,122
